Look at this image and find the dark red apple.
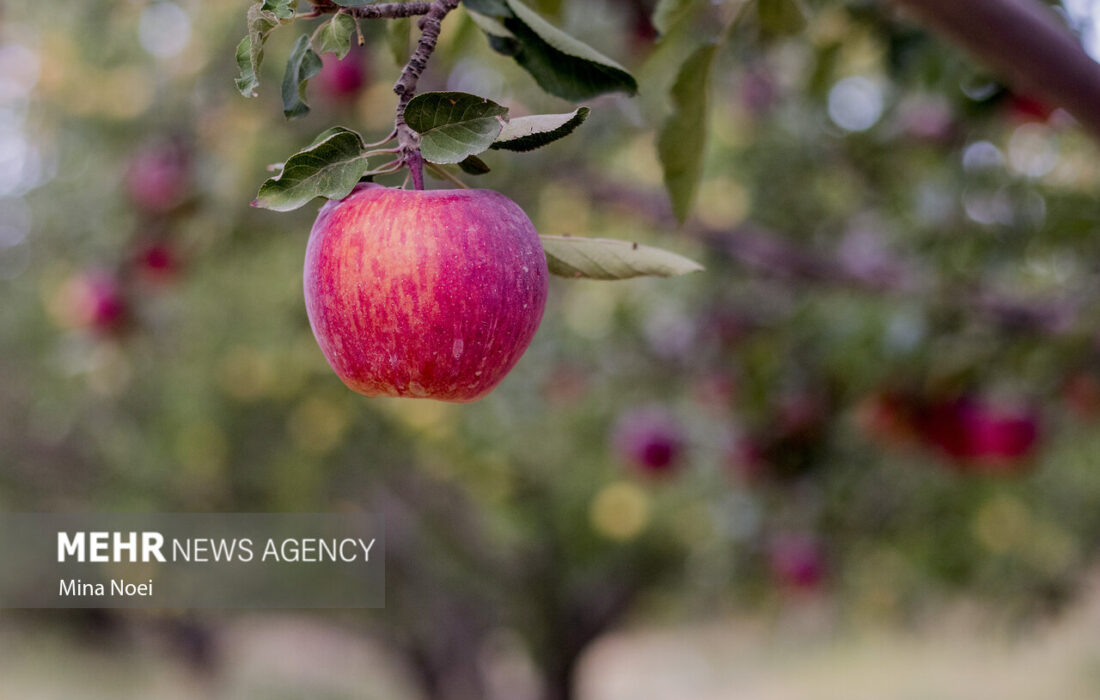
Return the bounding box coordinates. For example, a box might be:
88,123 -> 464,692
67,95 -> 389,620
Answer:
915,396 -> 1039,470
611,406 -> 686,475
317,51 -> 368,101
126,142 -> 191,214
304,184 -> 548,402
767,533 -> 825,590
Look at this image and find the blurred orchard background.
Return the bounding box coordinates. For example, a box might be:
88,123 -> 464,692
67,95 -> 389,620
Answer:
5,0 -> 1100,698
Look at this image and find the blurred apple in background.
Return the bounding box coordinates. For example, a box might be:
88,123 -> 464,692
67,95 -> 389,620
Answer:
132,240 -> 181,284
317,50 -> 369,102
304,183 -> 548,402
915,395 -> 1040,471
612,406 -> 686,476
52,270 -> 128,333
126,141 -> 192,214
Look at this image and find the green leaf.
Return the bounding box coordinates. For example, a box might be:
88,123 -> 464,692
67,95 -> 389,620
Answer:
490,107 -> 589,152
652,0 -> 698,36
235,1 -> 283,97
758,0 -> 808,36
253,127 -> 372,212
458,155 -> 491,174
234,0 -> 299,97
262,0 -> 297,19
468,1 -> 637,101
658,43 -> 716,223
387,16 -> 411,67
234,37 -> 260,97
282,33 -> 323,120
405,92 -> 508,164
540,235 -> 704,280
462,0 -> 511,16
504,0 -> 637,100
314,14 -> 356,59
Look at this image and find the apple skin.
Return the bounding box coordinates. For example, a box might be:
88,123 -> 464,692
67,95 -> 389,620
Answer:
304,183 -> 548,402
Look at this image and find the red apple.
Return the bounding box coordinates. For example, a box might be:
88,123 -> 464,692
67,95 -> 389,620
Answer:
303,184 -> 548,402
611,406 -> 686,475
317,51 -> 368,101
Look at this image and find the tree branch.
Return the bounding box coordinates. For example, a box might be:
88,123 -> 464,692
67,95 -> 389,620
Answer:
305,1 -> 433,20
889,0 -> 1100,142
584,177 -> 1082,336
351,2 -> 433,19
393,0 -> 461,190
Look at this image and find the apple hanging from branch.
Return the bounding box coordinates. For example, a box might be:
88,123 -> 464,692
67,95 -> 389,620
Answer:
304,183 -> 548,401
236,0 -> 702,402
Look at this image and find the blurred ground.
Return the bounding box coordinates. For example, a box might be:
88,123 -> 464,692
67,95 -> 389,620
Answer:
5,578 -> 1100,700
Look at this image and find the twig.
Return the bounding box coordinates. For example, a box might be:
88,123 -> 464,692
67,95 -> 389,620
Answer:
393,0 -> 462,190
364,129 -> 398,148
305,1 -> 433,20
583,176 -> 1083,336
352,2 -> 433,20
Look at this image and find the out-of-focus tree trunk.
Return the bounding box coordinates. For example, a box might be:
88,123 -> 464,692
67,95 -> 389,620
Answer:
889,0 -> 1100,142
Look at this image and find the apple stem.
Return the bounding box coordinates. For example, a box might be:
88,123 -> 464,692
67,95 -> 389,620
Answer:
406,149 -> 426,190
393,0 -> 461,191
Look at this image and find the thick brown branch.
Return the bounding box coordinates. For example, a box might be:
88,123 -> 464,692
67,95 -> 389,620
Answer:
889,0 -> 1100,142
